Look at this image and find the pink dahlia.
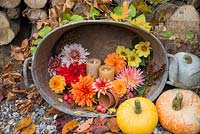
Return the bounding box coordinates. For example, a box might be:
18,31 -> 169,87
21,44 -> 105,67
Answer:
92,78 -> 113,98
115,67 -> 145,90
56,63 -> 86,86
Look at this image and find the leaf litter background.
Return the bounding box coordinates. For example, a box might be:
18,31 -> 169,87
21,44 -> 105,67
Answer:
0,0 -> 200,134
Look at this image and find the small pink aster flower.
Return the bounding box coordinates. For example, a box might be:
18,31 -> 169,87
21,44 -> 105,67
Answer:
92,78 -> 113,98
59,43 -> 90,67
116,67 -> 145,90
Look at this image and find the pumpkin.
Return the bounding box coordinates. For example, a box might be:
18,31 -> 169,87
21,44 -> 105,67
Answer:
156,89 -> 200,134
116,97 -> 158,134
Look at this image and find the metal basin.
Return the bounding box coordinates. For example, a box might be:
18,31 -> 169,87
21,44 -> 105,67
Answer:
30,20 -> 168,117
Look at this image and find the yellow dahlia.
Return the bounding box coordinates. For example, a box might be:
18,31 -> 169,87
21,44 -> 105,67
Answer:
49,75 -> 66,94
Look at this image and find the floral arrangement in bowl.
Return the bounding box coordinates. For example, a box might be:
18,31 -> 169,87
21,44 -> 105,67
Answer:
48,41 -> 153,114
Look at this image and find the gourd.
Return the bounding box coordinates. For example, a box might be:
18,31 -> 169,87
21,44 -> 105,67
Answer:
117,97 -> 158,134
156,89 -> 200,134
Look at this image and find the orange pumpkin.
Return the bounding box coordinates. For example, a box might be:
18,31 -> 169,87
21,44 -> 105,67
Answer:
156,89 -> 200,134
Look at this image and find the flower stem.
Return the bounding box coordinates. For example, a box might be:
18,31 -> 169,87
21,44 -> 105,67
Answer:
134,100 -> 142,114
172,92 -> 183,111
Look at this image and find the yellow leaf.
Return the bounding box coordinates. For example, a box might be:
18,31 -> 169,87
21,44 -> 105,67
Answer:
14,117 -> 32,134
110,13 -> 123,21
121,1 -> 129,20
21,123 -> 36,134
62,120 -> 78,134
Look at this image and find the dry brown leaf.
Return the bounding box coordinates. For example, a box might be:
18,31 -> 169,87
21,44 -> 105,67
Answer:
21,123 -> 36,134
11,39 -> 31,61
6,91 -> 17,101
107,118 -> 120,133
14,117 -> 32,134
85,0 -> 111,13
64,0 -> 75,9
2,62 -> 14,74
76,118 -> 93,133
62,120 -> 78,134
45,106 -> 62,116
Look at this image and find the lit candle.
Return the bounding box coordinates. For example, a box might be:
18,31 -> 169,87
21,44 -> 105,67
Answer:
99,65 -> 115,81
86,58 -> 101,78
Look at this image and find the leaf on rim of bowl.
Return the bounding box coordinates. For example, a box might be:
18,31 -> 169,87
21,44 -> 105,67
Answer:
38,26 -> 52,38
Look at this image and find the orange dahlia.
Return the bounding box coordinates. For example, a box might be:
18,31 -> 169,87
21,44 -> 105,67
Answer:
112,79 -> 127,97
71,75 -> 95,107
49,75 -> 66,93
104,53 -> 126,73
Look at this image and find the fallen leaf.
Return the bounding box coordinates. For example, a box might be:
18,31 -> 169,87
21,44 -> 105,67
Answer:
107,118 -> 120,133
89,117 -> 108,132
45,106 -> 62,116
76,118 -> 93,133
21,123 -> 36,134
184,31 -> 195,41
14,117 -> 32,134
56,115 -> 72,132
160,31 -> 174,38
62,120 -> 78,134
6,91 -> 17,101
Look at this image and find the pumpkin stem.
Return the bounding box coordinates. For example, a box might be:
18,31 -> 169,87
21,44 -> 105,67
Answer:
134,100 -> 142,114
172,92 -> 183,111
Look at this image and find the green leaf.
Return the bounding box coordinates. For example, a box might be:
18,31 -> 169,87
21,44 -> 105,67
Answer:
160,31 -> 174,38
70,14 -> 84,22
88,6 -> 100,19
139,57 -> 146,66
33,38 -> 42,45
30,46 -> 36,55
38,26 -> 52,38
196,116 -> 200,125
113,6 -> 122,15
184,31 -> 195,41
61,13 -> 71,21
127,4 -> 136,19
137,82 -> 147,95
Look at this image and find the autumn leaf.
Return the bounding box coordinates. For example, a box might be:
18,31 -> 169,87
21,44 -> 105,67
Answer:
88,6 -> 100,19
107,118 -> 120,133
111,1 -> 136,21
76,118 -> 93,133
14,117 -> 32,134
38,26 -> 52,38
62,120 -> 78,134
128,14 -> 152,32
21,123 -> 36,134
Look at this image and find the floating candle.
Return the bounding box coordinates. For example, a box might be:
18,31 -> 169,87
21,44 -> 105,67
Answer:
99,65 -> 115,81
86,58 -> 101,78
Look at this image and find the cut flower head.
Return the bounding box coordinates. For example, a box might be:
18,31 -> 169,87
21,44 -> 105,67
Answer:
104,52 -> 126,73
71,75 -> 95,107
59,43 -> 90,67
92,77 -> 113,98
116,45 -> 131,60
49,75 -> 66,94
116,67 -> 145,90
112,79 -> 127,97
135,41 -> 151,58
127,50 -> 141,67
56,63 -> 86,86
